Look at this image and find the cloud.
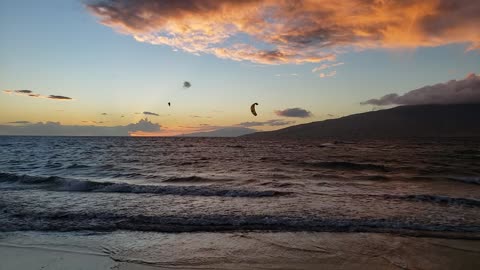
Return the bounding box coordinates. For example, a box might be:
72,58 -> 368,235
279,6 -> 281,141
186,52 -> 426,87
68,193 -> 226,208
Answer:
4,89 -> 37,97
0,118 -> 161,136
48,95 -> 72,100
318,70 -> 336,78
81,121 -> 109,124
238,119 -> 295,127
275,108 -> 313,118
361,73 -> 480,106
126,118 -> 161,133
14,90 -> 33,94
86,0 -> 480,64
312,62 -> 342,78
8,121 -> 31,124
275,73 -> 299,77
143,111 -> 159,116
312,62 -> 344,73
3,89 -> 73,100
190,115 -> 212,119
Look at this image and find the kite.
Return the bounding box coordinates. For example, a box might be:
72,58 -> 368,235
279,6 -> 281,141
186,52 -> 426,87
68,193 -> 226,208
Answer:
250,103 -> 258,116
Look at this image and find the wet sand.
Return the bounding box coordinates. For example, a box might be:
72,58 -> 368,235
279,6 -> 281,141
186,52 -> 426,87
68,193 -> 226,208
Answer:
1,232 -> 480,270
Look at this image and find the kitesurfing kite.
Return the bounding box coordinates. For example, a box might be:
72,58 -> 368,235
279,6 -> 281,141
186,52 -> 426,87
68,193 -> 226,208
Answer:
168,102 -> 171,107
183,81 -> 191,88
250,103 -> 258,116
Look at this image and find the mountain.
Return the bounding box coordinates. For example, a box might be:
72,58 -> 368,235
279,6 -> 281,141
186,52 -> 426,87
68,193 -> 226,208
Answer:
181,127 -> 256,137
244,104 -> 480,139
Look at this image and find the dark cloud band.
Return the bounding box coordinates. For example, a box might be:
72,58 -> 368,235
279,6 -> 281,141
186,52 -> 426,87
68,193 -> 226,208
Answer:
0,119 -> 160,136
3,90 -> 73,101
48,95 -> 72,100
143,111 -> 159,116
362,73 -> 480,106
275,108 -> 312,118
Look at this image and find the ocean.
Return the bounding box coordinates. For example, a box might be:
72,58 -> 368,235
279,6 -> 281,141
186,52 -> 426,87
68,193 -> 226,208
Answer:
1,136 -> 479,269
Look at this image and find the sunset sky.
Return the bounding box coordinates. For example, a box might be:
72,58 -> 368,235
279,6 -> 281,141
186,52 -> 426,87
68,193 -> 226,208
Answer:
1,0 -> 479,136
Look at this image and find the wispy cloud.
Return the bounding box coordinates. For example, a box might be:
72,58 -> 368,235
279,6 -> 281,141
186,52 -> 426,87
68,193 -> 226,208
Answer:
275,73 -> 299,77
3,89 -> 73,101
47,95 -> 72,100
48,95 -> 72,100
275,108 -> 313,118
81,121 -> 107,125
318,70 -> 336,78
87,0 -> 480,64
312,62 -> 344,73
8,121 -> 31,124
190,115 -> 212,119
143,111 -> 159,116
14,90 -> 33,94
361,73 -> 480,106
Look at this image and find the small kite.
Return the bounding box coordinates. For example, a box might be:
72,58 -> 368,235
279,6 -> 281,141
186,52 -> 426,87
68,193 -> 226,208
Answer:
250,103 -> 258,116
183,81 -> 191,88
168,102 -> 171,107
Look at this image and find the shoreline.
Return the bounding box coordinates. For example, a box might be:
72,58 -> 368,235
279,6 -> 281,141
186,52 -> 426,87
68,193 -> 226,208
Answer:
1,231 -> 480,270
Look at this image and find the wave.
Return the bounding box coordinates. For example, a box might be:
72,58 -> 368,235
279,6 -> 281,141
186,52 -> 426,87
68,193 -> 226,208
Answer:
162,176 -> 231,183
384,194 -> 480,207
66,164 -> 91,169
446,176 -> 480,185
302,161 -> 389,172
0,173 -> 288,198
353,175 -> 390,181
226,145 -> 246,149
2,211 -> 479,237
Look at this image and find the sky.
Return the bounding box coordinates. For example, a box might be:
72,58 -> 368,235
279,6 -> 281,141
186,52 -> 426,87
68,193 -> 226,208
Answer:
1,0 -> 479,136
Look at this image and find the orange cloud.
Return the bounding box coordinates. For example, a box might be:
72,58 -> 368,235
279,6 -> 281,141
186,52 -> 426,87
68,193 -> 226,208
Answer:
87,0 -> 480,64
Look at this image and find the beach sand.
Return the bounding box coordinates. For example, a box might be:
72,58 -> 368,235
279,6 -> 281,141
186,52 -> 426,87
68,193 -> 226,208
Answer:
1,232 -> 480,270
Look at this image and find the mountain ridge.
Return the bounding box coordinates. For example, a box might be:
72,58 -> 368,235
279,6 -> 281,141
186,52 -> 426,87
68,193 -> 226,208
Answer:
243,104 -> 480,139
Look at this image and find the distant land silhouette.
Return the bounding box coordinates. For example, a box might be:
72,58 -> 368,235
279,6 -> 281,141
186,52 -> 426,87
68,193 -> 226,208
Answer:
244,104 -> 480,139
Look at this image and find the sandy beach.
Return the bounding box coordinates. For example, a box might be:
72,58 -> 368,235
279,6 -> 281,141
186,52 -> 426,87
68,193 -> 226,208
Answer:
1,231 -> 480,270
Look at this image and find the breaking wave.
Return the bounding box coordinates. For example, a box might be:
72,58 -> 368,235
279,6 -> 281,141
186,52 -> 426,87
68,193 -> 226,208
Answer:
384,194 -> 480,207
302,161 -> 389,172
162,176 -> 231,183
0,173 -> 288,198
2,211 -> 479,237
446,176 -> 480,185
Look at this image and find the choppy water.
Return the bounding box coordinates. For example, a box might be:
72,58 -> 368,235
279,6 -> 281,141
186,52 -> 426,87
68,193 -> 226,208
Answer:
1,136 -> 479,237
